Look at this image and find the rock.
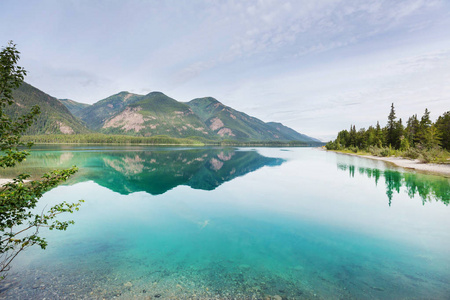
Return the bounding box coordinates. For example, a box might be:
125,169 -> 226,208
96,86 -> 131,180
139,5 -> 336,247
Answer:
273,295 -> 282,300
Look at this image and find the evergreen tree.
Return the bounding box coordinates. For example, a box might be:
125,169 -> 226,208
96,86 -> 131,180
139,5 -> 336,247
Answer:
393,118 -> 404,149
417,108 -> 433,148
386,103 -> 397,147
406,114 -> 420,146
435,111 -> 450,150
375,121 -> 383,147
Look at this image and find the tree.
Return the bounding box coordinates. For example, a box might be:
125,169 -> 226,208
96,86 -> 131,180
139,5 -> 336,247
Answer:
406,114 -> 420,146
417,108 -> 437,149
435,111 -> 450,150
0,41 -> 83,280
375,121 -> 383,147
386,103 -> 397,148
393,118 -> 404,149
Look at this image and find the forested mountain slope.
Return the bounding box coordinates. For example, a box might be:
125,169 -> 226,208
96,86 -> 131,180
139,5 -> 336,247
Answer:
7,83 -> 90,135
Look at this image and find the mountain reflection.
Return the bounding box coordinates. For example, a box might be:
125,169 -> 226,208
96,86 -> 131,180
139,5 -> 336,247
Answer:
2,147 -> 284,195
337,163 -> 450,206
85,148 -> 285,195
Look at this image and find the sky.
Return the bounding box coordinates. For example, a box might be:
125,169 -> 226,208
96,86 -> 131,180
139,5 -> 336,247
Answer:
1,0 -> 449,141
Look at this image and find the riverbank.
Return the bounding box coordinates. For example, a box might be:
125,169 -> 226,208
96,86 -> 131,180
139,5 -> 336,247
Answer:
325,148 -> 450,177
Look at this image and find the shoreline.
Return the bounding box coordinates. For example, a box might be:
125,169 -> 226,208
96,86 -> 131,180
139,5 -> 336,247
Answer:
326,149 -> 450,177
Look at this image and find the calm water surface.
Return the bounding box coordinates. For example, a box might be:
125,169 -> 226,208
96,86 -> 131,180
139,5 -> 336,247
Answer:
0,146 -> 449,299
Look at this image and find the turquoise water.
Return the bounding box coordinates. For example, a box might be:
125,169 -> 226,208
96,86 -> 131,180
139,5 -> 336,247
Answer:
1,147 -> 449,299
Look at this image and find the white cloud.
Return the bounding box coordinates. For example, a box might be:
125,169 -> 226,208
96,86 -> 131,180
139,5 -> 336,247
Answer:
1,0 -> 449,139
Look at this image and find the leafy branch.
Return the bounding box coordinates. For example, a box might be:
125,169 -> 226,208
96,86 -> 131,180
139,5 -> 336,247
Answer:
0,41 -> 83,280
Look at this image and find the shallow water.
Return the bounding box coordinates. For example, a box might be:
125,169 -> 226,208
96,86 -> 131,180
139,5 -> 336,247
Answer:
1,146 -> 449,299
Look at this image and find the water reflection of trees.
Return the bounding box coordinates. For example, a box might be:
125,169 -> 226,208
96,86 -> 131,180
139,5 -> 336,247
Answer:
337,164 -> 449,206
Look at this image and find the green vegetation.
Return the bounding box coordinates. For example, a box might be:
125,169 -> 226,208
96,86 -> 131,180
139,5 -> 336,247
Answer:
58,98 -> 91,115
5,82 -> 90,135
187,97 -> 320,142
0,42 -> 82,280
326,104 -> 450,163
75,91 -> 142,130
20,133 -> 206,145
19,133 -> 314,147
12,81 -> 320,143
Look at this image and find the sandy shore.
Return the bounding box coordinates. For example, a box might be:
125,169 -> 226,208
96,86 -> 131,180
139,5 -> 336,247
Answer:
0,179 -> 11,185
0,179 -> 31,185
328,149 -> 450,177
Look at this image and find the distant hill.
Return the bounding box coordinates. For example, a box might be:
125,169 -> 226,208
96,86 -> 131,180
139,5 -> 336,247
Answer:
187,97 -> 317,142
58,99 -> 91,115
7,83 -> 90,135
266,122 -> 322,143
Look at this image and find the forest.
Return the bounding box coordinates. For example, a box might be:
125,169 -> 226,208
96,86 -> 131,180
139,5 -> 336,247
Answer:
19,134 -> 311,147
326,104 -> 450,163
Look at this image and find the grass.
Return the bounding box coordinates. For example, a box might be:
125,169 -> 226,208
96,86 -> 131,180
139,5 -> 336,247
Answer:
328,146 -> 450,164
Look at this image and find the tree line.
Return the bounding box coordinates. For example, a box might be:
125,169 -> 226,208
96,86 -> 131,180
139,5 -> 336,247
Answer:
326,104 -> 450,162
19,133 -> 205,145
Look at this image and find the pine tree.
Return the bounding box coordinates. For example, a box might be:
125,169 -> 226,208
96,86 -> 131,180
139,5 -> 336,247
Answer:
386,103 -> 397,148
406,114 -> 419,146
417,108 -> 432,147
435,111 -> 450,150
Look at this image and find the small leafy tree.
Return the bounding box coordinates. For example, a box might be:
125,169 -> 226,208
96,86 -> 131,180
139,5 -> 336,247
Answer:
0,41 -> 83,280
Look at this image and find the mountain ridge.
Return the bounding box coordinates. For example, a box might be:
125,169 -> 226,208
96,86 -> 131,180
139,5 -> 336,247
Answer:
6,83 -> 90,135
8,82 -> 321,143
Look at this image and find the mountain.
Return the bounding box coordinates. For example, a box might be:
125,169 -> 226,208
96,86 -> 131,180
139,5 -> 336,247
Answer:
74,91 -> 142,130
187,97 -> 319,142
98,92 -> 212,138
7,83 -> 90,135
266,122 -> 322,143
58,99 -> 91,115
52,88 -> 321,143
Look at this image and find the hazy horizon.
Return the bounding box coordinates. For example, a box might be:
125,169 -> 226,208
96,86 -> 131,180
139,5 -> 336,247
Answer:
1,0 -> 449,141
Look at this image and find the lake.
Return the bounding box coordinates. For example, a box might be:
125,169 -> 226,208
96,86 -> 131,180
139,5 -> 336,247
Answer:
0,146 -> 449,299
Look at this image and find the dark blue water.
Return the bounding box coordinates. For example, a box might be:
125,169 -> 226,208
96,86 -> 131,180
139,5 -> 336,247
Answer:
1,147 -> 449,299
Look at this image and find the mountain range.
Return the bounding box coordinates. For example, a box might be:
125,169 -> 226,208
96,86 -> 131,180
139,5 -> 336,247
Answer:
9,82 -> 321,143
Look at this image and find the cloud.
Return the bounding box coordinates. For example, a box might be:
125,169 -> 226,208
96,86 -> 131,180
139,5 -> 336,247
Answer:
168,0 -> 448,87
1,0 -> 449,139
